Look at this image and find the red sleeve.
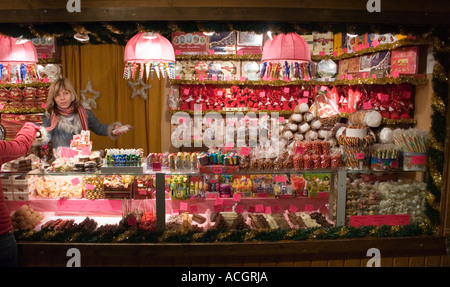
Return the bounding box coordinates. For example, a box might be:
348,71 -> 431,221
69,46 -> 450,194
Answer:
0,122 -> 39,164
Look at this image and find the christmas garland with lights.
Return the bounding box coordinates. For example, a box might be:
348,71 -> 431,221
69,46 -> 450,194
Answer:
15,223 -> 434,244
424,40 -> 449,228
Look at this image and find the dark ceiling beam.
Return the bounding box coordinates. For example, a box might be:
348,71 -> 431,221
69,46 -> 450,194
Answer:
0,1 -> 449,27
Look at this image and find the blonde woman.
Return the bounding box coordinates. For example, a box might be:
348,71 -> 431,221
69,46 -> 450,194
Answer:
42,77 -> 130,150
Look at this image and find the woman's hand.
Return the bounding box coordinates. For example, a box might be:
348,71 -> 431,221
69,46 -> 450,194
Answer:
112,124 -> 133,135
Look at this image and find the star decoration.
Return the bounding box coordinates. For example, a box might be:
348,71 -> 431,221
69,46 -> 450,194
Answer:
128,78 -> 152,100
80,80 -> 100,109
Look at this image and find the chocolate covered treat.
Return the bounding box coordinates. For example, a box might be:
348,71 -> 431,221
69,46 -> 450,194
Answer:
192,214 -> 206,224
310,212 -> 333,228
230,213 -> 249,230
272,213 -> 291,229
213,213 -> 229,230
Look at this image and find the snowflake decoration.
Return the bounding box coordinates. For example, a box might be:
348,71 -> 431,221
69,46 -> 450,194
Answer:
80,80 -> 100,109
128,78 -> 152,100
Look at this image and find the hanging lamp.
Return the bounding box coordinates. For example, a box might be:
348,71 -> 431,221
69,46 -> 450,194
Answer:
0,35 -> 39,83
260,33 -> 312,81
124,32 -> 175,80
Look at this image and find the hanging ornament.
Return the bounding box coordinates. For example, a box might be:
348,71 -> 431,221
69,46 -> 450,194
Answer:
80,80 -> 101,109
128,78 -> 152,100
123,32 -> 175,80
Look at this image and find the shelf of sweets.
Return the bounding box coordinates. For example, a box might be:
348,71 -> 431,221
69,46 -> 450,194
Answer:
169,109 -> 416,126
169,74 -> 427,86
175,54 -> 262,61
312,37 -> 432,61
173,37 -> 431,65
0,82 -> 51,89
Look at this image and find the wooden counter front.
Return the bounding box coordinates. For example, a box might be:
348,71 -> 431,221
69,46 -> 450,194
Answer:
17,236 -> 448,267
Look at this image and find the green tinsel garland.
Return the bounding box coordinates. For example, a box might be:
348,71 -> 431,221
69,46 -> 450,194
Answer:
15,223 -> 434,244
424,42 -> 450,227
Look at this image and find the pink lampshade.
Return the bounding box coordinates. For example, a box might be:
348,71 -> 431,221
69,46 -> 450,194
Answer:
124,32 -> 175,63
261,33 -> 311,62
0,36 -> 38,64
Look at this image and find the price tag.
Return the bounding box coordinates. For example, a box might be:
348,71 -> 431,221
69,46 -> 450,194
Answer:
175,50 -> 181,55
357,153 -> 365,160
240,146 -> 250,156
184,88 -> 190,95
295,146 -> 306,155
198,75 -> 205,81
283,87 -> 290,93
392,71 -> 400,78
347,74 -> 353,80
224,76 -> 231,81
85,184 -> 94,191
212,75 -> 218,81
215,197 -> 224,206
179,202 -> 188,211
371,40 -> 380,48
237,49 -> 244,55
152,163 -> 162,171
0,104 -> 4,110
372,74 -> 377,79
298,98 -> 308,104
71,178 -> 80,186
240,76 -> 246,81
288,205 -> 298,213
235,205 -> 244,213
279,117 -> 285,123
332,51 -> 338,57
273,204 -> 280,213
411,155 -> 426,165
206,193 -> 218,199
175,75 -> 180,79
189,205 -> 198,213
41,103 -> 47,108
255,204 -> 264,213
274,175 -> 286,183
233,193 -> 241,202
319,51 -> 325,56
363,102 -> 372,109
283,76 -> 290,82
304,204 -> 314,212
339,74 -> 345,80
208,49 -> 215,55
264,206 -> 272,214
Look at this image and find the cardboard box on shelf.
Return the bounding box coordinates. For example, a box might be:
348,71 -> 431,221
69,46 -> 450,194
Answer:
172,32 -> 209,55
236,31 -> 264,55
370,51 -> 391,78
313,32 -> 333,56
390,46 -> 419,75
208,31 -> 236,54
